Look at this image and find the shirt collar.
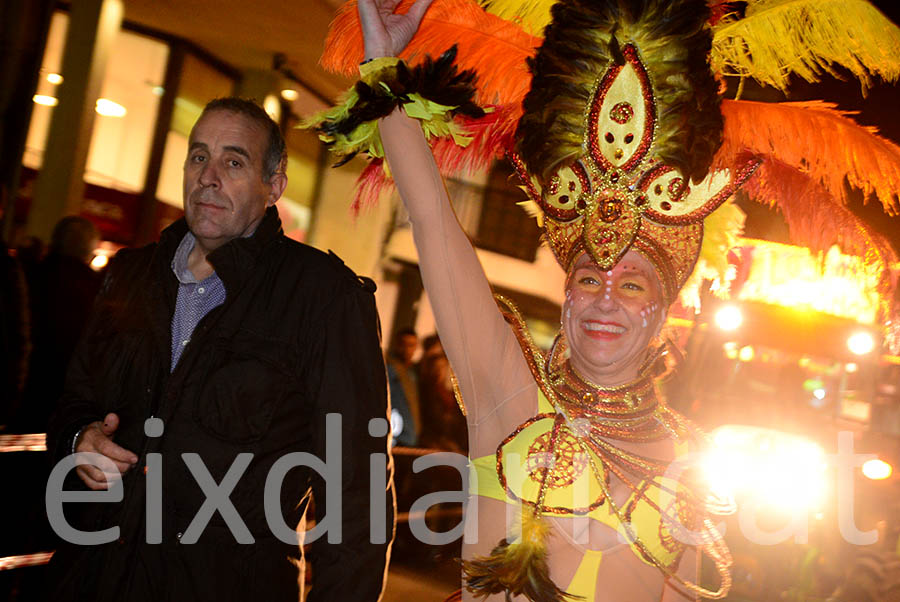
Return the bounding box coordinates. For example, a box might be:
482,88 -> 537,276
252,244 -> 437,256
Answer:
171,231 -> 201,284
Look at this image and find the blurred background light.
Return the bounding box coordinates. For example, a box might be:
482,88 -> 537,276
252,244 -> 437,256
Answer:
280,88 -> 299,101
95,98 -> 126,117
715,305 -> 743,331
738,345 -> 755,362
46,73 -> 63,84
847,331 -> 876,355
33,94 -> 58,106
862,458 -> 892,481
90,254 -> 109,270
263,93 -> 281,122
704,425 -> 827,513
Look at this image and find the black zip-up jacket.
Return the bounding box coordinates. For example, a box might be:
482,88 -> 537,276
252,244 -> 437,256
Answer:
46,207 -> 393,601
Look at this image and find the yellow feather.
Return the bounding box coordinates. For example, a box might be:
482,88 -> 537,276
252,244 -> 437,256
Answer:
479,0 -> 557,36
711,0 -> 900,92
517,199 -> 544,228
679,200 -> 745,309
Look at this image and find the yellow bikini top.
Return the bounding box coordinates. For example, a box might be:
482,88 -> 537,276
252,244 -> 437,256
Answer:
469,390 -> 694,571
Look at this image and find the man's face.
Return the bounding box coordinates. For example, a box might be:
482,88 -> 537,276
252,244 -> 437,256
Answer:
183,109 -> 285,249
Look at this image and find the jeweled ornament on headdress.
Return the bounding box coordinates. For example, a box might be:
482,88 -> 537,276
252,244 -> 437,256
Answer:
511,1 -> 758,301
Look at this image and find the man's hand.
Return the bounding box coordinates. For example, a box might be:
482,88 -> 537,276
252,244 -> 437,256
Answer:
74,413 -> 138,490
358,0 -> 434,60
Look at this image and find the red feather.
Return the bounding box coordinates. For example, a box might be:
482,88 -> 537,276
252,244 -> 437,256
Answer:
744,158 -> 899,299
347,104 -> 520,214
431,103 -> 520,176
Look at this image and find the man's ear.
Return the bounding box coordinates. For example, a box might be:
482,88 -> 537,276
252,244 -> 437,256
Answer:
266,171 -> 288,206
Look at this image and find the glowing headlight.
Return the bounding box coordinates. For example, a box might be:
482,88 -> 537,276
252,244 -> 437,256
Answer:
847,331 -> 875,355
714,305 -> 743,331
703,425 -> 827,512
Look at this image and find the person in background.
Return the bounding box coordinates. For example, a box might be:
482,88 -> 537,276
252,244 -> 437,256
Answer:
18,216 -> 101,433
387,326 -> 420,446
418,334 -> 466,453
1,232 -> 30,430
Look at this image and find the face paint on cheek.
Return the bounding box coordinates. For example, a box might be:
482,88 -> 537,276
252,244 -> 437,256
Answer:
640,301 -> 660,329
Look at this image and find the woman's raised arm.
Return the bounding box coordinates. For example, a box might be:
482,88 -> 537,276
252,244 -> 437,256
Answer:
359,0 -> 534,434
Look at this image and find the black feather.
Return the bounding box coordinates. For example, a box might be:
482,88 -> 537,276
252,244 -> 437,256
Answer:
314,45 -> 484,161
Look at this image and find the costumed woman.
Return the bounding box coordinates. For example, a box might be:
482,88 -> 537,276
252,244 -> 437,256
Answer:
309,0 -> 900,599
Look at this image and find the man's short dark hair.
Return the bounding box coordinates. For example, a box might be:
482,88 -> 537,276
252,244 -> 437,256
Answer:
200,97 -> 287,181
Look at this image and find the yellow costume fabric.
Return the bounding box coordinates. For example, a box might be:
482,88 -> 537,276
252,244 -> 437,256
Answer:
470,391 -> 692,596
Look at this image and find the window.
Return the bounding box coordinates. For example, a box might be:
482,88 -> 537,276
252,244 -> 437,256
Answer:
475,161 -> 542,262
23,11 -> 169,194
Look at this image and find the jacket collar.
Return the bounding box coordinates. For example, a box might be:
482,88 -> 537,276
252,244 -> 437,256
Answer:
157,205 -> 284,290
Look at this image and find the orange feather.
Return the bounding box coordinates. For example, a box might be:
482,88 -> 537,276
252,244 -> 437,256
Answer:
322,0 -> 539,105
717,99 -> 900,215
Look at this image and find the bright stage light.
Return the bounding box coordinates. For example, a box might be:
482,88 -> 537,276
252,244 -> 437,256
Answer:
847,331 -> 875,356
738,345 -> 755,362
47,73 -> 63,85
862,459 -> 892,480
281,89 -> 299,101
714,305 -> 743,331
703,425 -> 827,512
813,388 -> 826,400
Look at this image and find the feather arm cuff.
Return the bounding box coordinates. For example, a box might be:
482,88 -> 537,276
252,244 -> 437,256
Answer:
302,45 -> 485,166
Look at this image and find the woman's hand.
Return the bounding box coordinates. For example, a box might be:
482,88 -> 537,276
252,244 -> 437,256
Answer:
358,0 -> 435,60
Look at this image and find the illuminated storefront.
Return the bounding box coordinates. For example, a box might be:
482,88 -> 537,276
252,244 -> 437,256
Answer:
13,8 -> 316,248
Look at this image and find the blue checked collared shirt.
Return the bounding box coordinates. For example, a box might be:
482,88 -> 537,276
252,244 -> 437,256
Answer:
170,232 -> 226,371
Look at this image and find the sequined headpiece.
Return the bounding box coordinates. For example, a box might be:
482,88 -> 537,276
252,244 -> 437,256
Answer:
511,0 -> 756,304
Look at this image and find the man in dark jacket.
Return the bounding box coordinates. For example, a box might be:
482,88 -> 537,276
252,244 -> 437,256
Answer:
45,98 -> 393,601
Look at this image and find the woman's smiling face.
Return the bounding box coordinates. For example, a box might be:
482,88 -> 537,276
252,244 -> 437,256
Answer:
562,250 -> 665,385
